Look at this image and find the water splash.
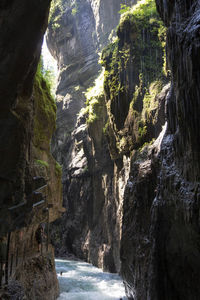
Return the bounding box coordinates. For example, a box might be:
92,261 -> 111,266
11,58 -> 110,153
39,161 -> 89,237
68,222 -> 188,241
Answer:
56,259 -> 127,300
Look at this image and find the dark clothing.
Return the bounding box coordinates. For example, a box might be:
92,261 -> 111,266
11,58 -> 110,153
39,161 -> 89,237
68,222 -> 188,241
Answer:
35,228 -> 43,244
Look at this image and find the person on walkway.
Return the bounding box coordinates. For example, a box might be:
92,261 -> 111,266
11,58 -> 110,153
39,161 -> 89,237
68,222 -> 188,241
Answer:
35,225 -> 44,254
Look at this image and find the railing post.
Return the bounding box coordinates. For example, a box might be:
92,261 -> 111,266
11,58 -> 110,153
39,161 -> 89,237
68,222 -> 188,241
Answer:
0,261 -> 3,287
46,208 -> 49,252
10,254 -> 13,276
5,232 -> 11,285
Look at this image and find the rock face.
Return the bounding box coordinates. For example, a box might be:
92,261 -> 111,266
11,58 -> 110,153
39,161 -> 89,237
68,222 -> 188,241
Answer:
0,1 -> 63,298
47,0 -> 133,272
47,0 -> 133,162
47,0 -> 168,275
48,0 -> 200,298
120,1 -> 200,299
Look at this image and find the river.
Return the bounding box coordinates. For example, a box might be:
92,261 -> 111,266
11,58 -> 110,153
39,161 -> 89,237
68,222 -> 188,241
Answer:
55,259 -> 127,300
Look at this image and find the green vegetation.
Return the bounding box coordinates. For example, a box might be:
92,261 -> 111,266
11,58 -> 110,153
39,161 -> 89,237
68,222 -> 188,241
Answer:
138,121 -> 147,144
38,57 -> 57,96
103,120 -> 110,136
102,0 -> 166,88
117,136 -> 127,151
71,7 -> 77,15
118,0 -> 166,84
101,0 -> 167,152
33,60 -> 56,149
142,80 -> 163,117
34,60 -> 62,187
80,71 -> 105,125
71,0 -> 81,16
35,159 -> 49,168
49,0 -> 64,26
49,0 -> 80,29
55,162 -> 62,177
118,4 -> 131,15
74,85 -> 80,91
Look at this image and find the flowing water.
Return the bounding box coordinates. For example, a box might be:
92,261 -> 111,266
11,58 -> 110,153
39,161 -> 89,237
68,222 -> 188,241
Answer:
56,259 -> 127,300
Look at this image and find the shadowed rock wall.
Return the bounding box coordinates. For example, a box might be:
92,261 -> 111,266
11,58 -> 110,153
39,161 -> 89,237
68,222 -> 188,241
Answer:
47,0 -> 133,272
120,1 -> 200,299
47,0 -> 200,297
47,0 -> 169,277
0,1 -> 63,298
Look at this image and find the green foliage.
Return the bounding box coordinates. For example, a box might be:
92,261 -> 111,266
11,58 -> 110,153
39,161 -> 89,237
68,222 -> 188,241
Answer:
101,41 -> 125,100
71,0 -> 80,16
143,80 -> 163,110
43,67 -> 57,96
101,0 -> 167,152
38,56 -> 56,97
138,121 -> 147,143
103,121 -> 110,135
117,136 -> 127,152
80,71 -> 105,125
55,162 -> 62,177
33,61 -> 56,149
49,0 -> 64,24
139,139 -> 155,152
49,0 -> 81,28
72,7 -> 77,16
52,22 -> 60,30
74,85 -> 80,91
120,0 -> 165,83
118,4 -> 131,15
35,159 -> 49,168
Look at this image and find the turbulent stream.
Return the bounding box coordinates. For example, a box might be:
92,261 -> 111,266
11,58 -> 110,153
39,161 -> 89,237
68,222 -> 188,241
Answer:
56,259 -> 127,300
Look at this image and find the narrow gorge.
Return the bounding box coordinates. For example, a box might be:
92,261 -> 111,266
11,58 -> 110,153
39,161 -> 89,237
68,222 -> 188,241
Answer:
0,0 -> 200,299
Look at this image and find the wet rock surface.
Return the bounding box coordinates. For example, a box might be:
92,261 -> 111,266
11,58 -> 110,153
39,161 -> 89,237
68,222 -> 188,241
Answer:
0,1 -> 62,298
121,1 -> 200,299
0,0 -> 50,235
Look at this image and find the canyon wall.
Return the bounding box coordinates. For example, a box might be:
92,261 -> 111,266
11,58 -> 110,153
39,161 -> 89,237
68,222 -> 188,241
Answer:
47,0 -> 136,272
0,1 -> 63,298
47,0 -> 168,276
48,0 -> 200,299
120,0 -> 200,299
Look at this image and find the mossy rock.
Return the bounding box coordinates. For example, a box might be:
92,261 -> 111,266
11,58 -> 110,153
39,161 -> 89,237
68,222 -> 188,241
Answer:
33,64 -> 56,151
80,71 -> 105,125
101,0 -> 167,155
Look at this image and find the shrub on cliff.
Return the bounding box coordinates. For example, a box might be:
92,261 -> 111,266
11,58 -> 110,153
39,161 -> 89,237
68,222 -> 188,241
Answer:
33,60 -> 56,150
101,0 -> 167,155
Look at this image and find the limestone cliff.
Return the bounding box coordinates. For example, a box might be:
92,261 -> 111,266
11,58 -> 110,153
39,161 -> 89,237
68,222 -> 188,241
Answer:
48,0 -> 200,298
47,0 -> 132,272
47,0 -> 133,161
0,1 -> 63,299
47,0 -> 169,276
120,0 -> 200,299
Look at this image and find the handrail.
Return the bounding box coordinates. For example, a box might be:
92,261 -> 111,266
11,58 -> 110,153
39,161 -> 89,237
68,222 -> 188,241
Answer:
8,201 -> 26,211
33,184 -> 47,192
32,200 -> 45,208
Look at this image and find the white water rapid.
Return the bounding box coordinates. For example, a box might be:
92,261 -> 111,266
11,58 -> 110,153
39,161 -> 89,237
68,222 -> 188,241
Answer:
56,259 -> 127,300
